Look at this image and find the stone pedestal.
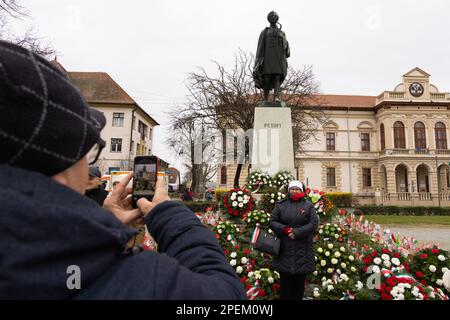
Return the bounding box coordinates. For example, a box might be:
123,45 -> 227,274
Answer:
251,105 -> 295,176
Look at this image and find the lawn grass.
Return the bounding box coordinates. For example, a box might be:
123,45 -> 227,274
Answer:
364,215 -> 450,226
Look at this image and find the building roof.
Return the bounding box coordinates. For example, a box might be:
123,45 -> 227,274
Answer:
67,71 -> 159,126
306,94 -> 377,109
68,72 -> 135,105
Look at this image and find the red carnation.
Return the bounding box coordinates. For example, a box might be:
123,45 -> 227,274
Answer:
432,249 -> 439,255
381,293 -> 392,300
235,245 -> 239,250
393,252 -> 400,258
364,258 -> 372,265
382,248 -> 391,254
228,208 -> 233,213
363,266 -> 368,273
272,284 -> 280,291
371,252 -> 378,258
422,293 -> 428,300
387,278 -> 395,287
251,259 -> 256,265
319,191 -> 325,196
258,289 -> 266,297
305,188 -> 311,195
216,234 -> 220,239
421,280 -> 427,286
420,253 -> 428,259
224,249 -> 229,255
244,249 -> 250,255
240,277 -> 247,284
416,271 -> 424,278
246,284 -> 252,290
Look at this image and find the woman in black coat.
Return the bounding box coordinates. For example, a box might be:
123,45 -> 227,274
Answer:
269,180 -> 319,300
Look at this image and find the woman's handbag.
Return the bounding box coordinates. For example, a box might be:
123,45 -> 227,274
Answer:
251,225 -> 280,256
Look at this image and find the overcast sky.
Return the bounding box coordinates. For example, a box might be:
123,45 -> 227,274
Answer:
9,0 -> 450,175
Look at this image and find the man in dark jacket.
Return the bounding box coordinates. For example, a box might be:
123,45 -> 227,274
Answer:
0,40 -> 247,300
85,166 -> 108,205
269,180 -> 319,300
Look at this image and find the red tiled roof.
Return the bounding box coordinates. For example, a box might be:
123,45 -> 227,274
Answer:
305,94 -> 376,108
68,72 -> 135,105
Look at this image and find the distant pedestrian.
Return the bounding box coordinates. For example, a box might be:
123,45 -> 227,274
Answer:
85,166 -> 109,206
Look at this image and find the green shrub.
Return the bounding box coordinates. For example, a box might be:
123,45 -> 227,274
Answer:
354,205 -> 450,216
214,188 -> 230,204
325,192 -> 353,207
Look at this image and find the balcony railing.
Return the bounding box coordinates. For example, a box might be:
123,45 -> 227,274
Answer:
397,192 -> 411,201
379,149 -> 450,156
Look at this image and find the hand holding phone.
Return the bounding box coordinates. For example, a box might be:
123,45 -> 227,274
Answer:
132,156 -> 158,208
136,175 -> 170,217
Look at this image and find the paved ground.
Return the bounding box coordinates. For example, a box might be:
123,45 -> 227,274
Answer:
384,225 -> 450,251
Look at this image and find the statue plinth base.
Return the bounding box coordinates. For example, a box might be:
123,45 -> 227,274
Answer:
250,107 -> 295,176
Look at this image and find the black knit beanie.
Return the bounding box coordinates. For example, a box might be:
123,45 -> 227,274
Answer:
0,40 -> 106,176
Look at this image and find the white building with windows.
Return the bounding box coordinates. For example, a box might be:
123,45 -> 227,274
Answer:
217,68 -> 450,207
67,71 -> 159,175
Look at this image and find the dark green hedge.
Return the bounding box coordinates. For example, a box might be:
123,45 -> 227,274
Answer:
354,205 -> 450,216
176,201 -> 217,212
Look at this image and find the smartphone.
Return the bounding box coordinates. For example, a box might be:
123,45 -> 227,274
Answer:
132,156 -> 158,208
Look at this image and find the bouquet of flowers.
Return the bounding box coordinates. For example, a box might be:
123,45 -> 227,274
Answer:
245,171 -> 273,192
313,274 -> 366,300
223,188 -> 254,219
361,247 -> 409,275
260,191 -> 286,212
377,275 -> 448,300
313,242 -> 359,281
410,246 -> 450,290
245,268 -> 281,300
212,221 -> 241,248
317,223 -> 348,243
271,171 -> 295,188
224,245 -> 255,279
245,210 -> 271,229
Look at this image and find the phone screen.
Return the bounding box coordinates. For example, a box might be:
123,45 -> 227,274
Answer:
132,157 -> 158,206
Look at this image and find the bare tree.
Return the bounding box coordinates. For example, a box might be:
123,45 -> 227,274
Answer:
166,108 -> 217,195
0,0 -> 56,58
185,50 -> 327,188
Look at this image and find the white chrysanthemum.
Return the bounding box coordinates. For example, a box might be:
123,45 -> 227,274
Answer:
396,293 -> 405,300
341,263 -> 346,269
391,258 -> 400,266
325,251 -> 330,257
328,244 -> 333,249
241,257 -> 248,264
351,267 -> 356,272
230,252 -> 237,258
436,279 -> 444,286
327,285 -> 334,292
313,271 -> 318,276
334,252 -> 341,258
317,248 -> 323,253
320,260 -> 326,267
331,258 -> 338,265
327,268 -> 333,274
442,267 -> 449,274
348,255 -> 354,262
319,230 -> 323,234
243,200 -> 248,204
271,194 -> 275,198
381,254 -> 390,261
356,281 -> 363,290
372,266 -> 380,273
247,219 -> 251,223
383,260 -> 391,268
248,272 -> 254,278
438,255 -> 446,262
238,203 -> 244,208
336,269 -> 341,275
237,197 -> 243,202
373,257 -> 382,265
255,274 -> 262,280
268,277 -> 274,284
238,191 -> 243,195
236,266 -> 243,274
230,259 -> 236,266
232,201 -> 238,207
340,247 -> 346,252
313,291 -> 320,298
270,199 -> 275,203
429,265 -> 437,273
334,234 -> 339,239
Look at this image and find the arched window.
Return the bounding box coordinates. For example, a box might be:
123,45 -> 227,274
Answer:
435,122 -> 448,150
393,121 -> 406,149
220,166 -> 227,185
380,123 -> 386,150
414,122 -> 427,149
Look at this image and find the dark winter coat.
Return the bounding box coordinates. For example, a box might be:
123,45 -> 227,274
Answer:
0,165 -> 247,300
85,186 -> 108,206
269,198 -> 318,274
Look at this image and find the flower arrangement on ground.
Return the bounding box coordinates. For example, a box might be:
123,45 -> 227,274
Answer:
410,245 -> 450,291
260,191 -> 286,212
317,223 -> 348,243
245,210 -> 271,229
245,171 -> 273,192
224,245 -> 255,279
245,268 -> 280,300
212,221 -> 241,248
312,242 -> 359,281
313,273 -> 368,300
377,275 -> 448,300
271,171 -> 295,188
223,188 -> 254,219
